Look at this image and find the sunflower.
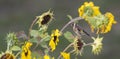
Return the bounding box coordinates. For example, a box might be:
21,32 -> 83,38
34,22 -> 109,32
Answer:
61,52 -> 70,59
36,10 -> 53,27
73,37 -> 84,55
21,41 -> 32,59
0,51 -> 15,59
49,29 -> 61,52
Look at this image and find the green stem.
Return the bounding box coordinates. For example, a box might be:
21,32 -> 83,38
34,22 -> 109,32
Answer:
7,39 -> 12,51
28,17 -> 38,39
15,51 -> 21,58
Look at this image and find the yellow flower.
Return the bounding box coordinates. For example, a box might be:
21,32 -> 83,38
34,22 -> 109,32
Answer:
0,53 -> 15,59
21,41 -> 32,59
92,36 -> 103,55
49,29 -> 61,52
78,2 -> 101,18
104,12 -> 117,33
43,55 -> 54,59
61,52 -> 70,59
36,10 -> 53,27
44,55 -> 50,59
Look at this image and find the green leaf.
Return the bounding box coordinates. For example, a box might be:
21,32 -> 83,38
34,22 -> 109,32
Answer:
42,35 -> 50,42
40,41 -> 47,48
64,31 -> 74,42
30,30 -> 40,37
29,38 -> 38,43
11,46 -> 21,51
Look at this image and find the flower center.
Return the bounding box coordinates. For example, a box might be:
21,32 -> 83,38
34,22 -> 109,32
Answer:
41,15 -> 51,25
53,36 -> 57,43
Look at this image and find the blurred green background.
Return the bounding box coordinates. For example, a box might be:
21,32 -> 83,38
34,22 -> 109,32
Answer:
0,0 -> 120,59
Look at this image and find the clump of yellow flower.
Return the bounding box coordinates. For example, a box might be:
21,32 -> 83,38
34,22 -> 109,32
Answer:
21,41 -> 32,59
49,29 -> 61,52
61,52 -> 70,59
78,2 -> 101,18
89,12 -> 117,34
78,2 -> 117,34
92,36 -> 103,55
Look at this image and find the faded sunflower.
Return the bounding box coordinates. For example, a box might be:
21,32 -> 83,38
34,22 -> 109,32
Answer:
92,36 -> 103,55
78,2 -> 101,18
36,10 -> 53,27
21,41 -> 32,59
49,29 -> 61,52
73,37 -> 84,55
61,52 -> 70,59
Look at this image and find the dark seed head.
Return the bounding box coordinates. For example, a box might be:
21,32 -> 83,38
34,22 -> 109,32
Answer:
53,36 -> 57,43
24,50 -> 28,56
77,39 -> 83,50
41,15 -> 51,25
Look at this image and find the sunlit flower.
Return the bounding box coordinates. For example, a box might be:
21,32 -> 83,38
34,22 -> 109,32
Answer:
36,10 -> 53,27
49,29 -> 61,52
61,52 -> 70,59
92,36 -> 103,55
78,2 -> 101,18
0,53 -> 15,59
21,41 -> 32,59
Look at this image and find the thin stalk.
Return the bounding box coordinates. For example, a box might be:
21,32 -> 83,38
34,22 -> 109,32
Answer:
28,18 -> 38,39
60,17 -> 83,33
15,51 -> 21,58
